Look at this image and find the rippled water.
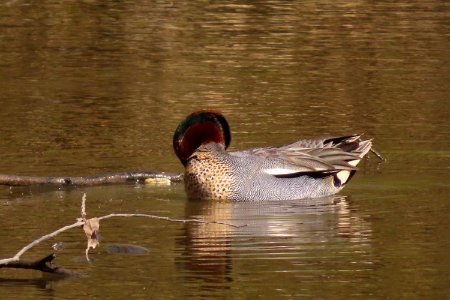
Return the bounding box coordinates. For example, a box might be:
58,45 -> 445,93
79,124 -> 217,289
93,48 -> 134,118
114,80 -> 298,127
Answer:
0,0 -> 449,299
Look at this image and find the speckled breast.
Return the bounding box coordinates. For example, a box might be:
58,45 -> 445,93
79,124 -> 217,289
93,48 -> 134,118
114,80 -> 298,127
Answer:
184,153 -> 233,200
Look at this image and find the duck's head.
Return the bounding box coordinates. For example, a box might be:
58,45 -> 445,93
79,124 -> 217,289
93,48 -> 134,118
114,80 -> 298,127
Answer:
173,109 -> 231,166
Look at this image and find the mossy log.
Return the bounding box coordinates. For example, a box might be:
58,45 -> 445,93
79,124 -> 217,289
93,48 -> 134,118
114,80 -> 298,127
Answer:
0,171 -> 183,187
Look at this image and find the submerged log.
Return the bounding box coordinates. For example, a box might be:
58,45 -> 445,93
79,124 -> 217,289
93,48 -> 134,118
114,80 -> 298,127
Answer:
0,171 -> 183,187
0,253 -> 78,277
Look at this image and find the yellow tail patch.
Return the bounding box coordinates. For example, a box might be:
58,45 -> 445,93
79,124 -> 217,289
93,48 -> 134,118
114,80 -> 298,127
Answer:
336,170 -> 351,185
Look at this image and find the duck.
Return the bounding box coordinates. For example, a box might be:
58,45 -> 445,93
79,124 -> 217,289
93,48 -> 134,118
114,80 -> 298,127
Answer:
173,109 -> 374,201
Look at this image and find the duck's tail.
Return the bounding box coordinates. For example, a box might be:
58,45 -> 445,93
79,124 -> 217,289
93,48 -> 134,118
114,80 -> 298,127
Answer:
324,135 -> 374,187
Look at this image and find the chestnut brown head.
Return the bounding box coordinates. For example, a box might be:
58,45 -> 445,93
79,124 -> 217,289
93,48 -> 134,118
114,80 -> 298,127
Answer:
173,109 -> 231,165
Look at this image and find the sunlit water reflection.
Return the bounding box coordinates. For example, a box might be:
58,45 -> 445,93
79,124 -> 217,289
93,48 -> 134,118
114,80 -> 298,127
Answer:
176,196 -> 374,297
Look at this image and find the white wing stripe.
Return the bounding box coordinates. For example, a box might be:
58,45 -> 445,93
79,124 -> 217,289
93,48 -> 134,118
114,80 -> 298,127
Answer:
263,168 -> 303,175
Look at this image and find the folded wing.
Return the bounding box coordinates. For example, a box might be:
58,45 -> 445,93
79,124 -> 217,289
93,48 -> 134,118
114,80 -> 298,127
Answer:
231,135 -> 372,186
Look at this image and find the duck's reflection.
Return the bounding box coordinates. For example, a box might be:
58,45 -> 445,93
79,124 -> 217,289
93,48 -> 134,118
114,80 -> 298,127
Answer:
176,195 -> 372,292
176,200 -> 235,287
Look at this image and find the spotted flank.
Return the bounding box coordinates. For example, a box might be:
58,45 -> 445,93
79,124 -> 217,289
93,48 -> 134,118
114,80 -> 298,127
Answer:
173,109 -> 377,201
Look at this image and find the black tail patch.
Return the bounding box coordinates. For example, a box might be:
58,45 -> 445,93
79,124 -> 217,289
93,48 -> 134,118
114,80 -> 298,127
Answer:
324,135 -> 360,152
274,170 -> 338,179
274,169 -> 357,188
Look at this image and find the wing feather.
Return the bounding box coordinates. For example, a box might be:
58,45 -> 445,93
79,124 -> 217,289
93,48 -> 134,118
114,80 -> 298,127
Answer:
231,135 -> 372,177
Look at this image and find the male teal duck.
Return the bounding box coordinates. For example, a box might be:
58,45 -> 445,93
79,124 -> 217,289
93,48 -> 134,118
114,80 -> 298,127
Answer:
173,109 -> 373,201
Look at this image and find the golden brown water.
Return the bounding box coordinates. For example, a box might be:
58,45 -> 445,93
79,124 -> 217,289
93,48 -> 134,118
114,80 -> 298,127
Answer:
0,0 -> 449,298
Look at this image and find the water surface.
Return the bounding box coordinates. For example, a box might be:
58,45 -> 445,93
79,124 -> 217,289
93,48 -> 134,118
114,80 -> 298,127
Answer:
0,0 -> 449,299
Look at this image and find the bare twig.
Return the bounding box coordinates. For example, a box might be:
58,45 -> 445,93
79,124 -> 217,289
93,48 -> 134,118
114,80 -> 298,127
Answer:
0,194 -> 244,274
81,193 -> 87,221
98,213 -> 245,228
0,220 -> 84,265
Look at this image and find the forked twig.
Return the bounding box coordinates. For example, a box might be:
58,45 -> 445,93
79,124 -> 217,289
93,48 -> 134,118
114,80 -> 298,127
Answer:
0,193 -> 244,275
0,220 -> 84,266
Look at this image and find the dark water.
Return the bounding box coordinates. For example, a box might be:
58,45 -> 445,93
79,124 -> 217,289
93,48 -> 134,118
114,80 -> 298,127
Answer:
0,0 -> 449,298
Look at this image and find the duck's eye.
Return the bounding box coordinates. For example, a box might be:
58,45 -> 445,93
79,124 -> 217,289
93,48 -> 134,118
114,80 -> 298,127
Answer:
187,154 -> 198,162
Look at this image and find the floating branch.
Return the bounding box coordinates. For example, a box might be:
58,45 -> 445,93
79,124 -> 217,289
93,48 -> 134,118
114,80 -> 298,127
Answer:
0,193 -> 244,275
0,254 -> 78,276
0,171 -> 183,187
